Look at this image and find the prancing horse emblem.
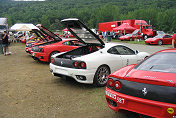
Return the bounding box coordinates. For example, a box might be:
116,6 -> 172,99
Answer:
61,61 -> 63,66
142,88 -> 147,96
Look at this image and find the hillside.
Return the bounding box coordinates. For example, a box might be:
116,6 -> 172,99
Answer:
0,0 -> 176,32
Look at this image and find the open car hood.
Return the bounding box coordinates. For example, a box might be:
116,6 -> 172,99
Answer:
36,24 -> 62,42
61,18 -> 105,47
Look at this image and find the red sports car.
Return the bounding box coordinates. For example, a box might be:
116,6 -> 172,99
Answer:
25,26 -> 61,54
25,33 -> 50,54
119,29 -> 142,41
105,49 -> 176,118
31,39 -> 84,62
145,34 -> 173,45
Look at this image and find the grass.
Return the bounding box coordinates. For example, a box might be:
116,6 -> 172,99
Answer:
111,39 -> 146,45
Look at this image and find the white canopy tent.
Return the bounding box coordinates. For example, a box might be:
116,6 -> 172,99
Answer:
10,23 -> 39,31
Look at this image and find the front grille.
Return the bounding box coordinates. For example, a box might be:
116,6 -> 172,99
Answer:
32,46 -> 39,52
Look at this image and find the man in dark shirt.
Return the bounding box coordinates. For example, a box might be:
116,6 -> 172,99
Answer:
2,31 -> 9,56
0,32 -> 3,54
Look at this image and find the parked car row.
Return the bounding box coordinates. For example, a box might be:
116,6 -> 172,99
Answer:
24,18 -> 176,118
118,29 -> 174,46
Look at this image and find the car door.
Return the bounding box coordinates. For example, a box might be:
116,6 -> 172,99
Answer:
106,46 -> 123,73
115,45 -> 138,66
163,35 -> 172,44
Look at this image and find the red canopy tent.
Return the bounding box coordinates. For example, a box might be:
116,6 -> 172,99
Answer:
62,28 -> 69,31
62,28 -> 74,31
113,23 -> 136,34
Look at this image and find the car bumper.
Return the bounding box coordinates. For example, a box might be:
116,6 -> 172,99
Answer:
31,51 -> 49,62
105,87 -> 176,118
25,47 -> 32,54
50,63 -> 96,84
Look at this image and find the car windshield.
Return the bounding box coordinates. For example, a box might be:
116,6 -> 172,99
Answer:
0,25 -> 6,29
135,52 -> 176,73
157,31 -> 165,35
132,29 -> 139,35
146,26 -> 152,29
72,27 -> 101,44
125,34 -> 132,36
154,35 -> 164,38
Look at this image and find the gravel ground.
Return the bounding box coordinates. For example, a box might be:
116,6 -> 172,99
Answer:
0,42 -> 170,118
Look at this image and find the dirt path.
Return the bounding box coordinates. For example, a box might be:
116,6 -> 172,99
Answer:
0,43 -> 129,118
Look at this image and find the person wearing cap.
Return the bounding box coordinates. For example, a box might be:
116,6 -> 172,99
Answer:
2,31 -> 10,56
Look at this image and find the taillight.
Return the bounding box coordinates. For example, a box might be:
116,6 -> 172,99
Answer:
73,61 -> 86,69
107,79 -> 113,87
80,62 -> 86,68
74,62 -> 79,68
51,58 -> 55,64
114,81 -> 121,90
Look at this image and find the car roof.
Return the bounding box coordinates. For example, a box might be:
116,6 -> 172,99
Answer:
104,43 -> 125,49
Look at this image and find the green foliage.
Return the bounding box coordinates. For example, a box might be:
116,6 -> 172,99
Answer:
0,0 -> 176,33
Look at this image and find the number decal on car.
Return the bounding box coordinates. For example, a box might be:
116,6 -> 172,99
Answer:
106,91 -> 125,104
116,97 -> 125,104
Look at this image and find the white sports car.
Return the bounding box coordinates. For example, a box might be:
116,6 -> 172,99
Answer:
49,18 -> 150,86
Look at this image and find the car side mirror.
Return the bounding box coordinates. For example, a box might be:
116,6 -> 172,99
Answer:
136,50 -> 139,54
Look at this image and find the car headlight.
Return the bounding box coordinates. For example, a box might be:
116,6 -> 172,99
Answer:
39,48 -> 44,52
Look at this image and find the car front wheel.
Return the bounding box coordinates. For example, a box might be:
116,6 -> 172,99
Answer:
158,40 -> 162,45
93,65 -> 110,87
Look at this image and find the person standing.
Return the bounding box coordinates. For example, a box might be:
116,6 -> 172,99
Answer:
110,30 -> 113,41
2,31 -> 10,56
0,32 -> 3,54
172,33 -> 176,48
107,31 -> 110,42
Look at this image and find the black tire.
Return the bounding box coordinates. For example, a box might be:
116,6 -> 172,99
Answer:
158,40 -> 162,45
49,51 -> 59,63
129,38 -> 133,41
93,65 -> 110,87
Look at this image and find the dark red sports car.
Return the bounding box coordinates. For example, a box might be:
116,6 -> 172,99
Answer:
105,49 -> 176,118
